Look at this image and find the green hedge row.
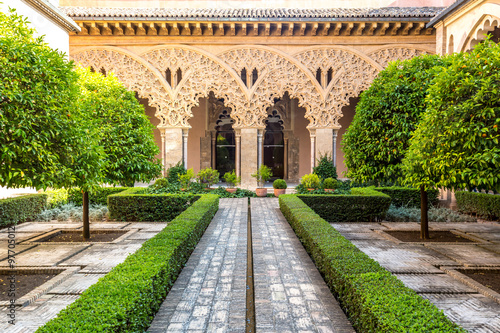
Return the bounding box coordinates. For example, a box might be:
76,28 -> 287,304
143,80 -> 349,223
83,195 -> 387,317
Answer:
108,188 -> 198,222
36,194 -> 219,332
456,191 -> 500,220
0,194 -> 47,227
298,187 -> 391,222
279,195 -> 465,333
375,186 -> 439,208
68,187 -> 130,206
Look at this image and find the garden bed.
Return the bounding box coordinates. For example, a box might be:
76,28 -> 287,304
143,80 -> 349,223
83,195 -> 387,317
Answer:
385,230 -> 475,243
458,269 -> 500,294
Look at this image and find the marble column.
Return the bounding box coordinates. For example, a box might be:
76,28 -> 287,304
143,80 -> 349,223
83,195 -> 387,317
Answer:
161,127 -> 184,170
235,129 -> 241,178
315,127 -> 340,167
309,129 -> 316,173
182,129 -> 189,168
160,131 -> 166,176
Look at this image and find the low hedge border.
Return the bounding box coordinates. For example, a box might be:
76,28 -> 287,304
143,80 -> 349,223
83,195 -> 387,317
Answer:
298,187 -> 391,222
456,191 -> 500,220
108,188 -> 197,222
375,186 -> 439,208
0,194 -> 47,227
36,194 -> 219,332
68,187 -> 130,206
279,194 -> 465,332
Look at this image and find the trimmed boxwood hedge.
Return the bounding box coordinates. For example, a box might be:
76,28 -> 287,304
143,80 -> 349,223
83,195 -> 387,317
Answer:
375,186 -> 439,208
298,187 -> 391,222
0,194 -> 47,227
36,194 -> 219,333
68,187 -> 130,206
279,195 -> 465,333
108,188 -> 197,222
456,191 -> 500,220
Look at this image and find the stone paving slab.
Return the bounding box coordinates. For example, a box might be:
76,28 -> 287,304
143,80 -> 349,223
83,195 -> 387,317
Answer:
380,222 -> 422,230
468,232 -> 500,242
427,244 -> 500,266
395,274 -> 476,294
421,294 -> 500,332
478,244 -> 500,255
0,233 -> 39,241
48,273 -> 106,295
126,231 -> 159,240
126,222 -> 168,232
87,222 -> 130,229
60,243 -> 142,272
0,294 -> 80,332
1,223 -> 81,233
252,198 -> 354,333
0,245 -> 88,267
337,231 -> 387,241
148,198 -> 247,333
330,222 -> 387,232
430,223 -> 500,233
0,245 -> 37,262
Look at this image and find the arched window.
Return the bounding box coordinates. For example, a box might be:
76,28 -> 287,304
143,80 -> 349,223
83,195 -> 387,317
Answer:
215,110 -> 235,176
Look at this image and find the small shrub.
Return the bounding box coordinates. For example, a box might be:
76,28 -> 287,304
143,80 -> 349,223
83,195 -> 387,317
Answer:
384,205 -> 476,222
179,168 -> 195,189
148,178 -> 180,194
197,167 -> 219,187
323,178 -> 338,190
251,165 -> 273,186
300,173 -> 321,189
0,194 -> 47,227
223,170 -> 240,187
273,179 -> 287,189
166,160 -> 186,184
43,189 -> 69,209
313,153 -> 338,180
36,204 -> 108,222
456,191 -> 500,220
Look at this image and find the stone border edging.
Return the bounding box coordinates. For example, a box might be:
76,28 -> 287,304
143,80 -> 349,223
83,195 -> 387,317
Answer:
441,266 -> 500,304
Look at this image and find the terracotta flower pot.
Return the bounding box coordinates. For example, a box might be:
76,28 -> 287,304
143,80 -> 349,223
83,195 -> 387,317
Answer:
226,188 -> 237,193
307,188 -> 316,192
324,189 -> 334,193
274,189 -> 286,196
255,188 -> 267,197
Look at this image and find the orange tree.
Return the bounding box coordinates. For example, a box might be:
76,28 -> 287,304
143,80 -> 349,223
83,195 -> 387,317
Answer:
342,54 -> 449,239
75,67 -> 162,239
403,40 -> 500,203
0,8 -> 102,190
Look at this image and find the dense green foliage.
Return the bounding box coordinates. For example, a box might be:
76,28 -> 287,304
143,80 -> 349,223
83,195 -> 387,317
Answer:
166,161 -> 186,184
403,40 -> 500,193
300,173 -> 321,189
196,167 -> 219,187
68,187 -> 130,206
179,168 -> 195,189
298,187 -> 391,222
343,55 -> 448,183
42,189 -> 69,209
0,194 -> 47,227
323,178 -> 338,190
279,195 -> 465,333
313,153 -> 338,180
385,205 -> 476,223
108,188 -> 197,221
273,179 -> 287,189
36,194 -> 219,332
76,68 -> 162,187
456,191 -> 500,220
375,186 -> 439,208
223,170 -> 240,187
252,165 -> 272,186
0,9 -> 100,190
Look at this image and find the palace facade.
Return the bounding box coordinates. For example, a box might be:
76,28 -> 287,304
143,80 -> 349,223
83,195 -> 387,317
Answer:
56,0 -> 499,188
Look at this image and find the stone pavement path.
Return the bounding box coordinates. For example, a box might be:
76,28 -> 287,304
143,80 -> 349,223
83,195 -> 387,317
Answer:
150,198 -> 354,333
251,198 -> 353,333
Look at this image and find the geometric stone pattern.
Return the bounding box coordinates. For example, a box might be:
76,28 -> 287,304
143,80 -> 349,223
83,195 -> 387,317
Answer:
48,273 -> 106,295
333,221 -> 500,332
0,244 -> 89,267
251,198 -> 354,333
148,198 -> 248,333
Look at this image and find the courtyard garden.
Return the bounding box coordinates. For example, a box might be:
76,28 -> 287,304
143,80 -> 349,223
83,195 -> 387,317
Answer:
1,6 -> 500,333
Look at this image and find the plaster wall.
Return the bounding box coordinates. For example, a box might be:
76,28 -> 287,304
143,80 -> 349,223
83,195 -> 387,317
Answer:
138,97 -> 162,161
1,0 -> 70,56
293,103 -> 311,179
187,99 -> 208,174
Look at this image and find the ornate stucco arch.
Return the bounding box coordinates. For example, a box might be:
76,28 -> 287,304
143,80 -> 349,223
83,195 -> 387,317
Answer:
71,46 -> 175,125
367,44 -> 435,68
218,45 -> 324,128
140,45 -> 248,128
463,14 -> 500,51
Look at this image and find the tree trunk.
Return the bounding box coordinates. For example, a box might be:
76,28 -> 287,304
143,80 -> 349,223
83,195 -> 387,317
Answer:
420,185 -> 430,240
83,191 -> 90,240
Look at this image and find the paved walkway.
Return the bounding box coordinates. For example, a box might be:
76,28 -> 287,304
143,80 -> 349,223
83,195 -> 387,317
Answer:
149,198 -> 354,333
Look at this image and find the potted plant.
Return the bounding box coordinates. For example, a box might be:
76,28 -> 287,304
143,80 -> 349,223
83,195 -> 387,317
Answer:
300,173 -> 321,191
323,177 -> 338,193
178,168 -> 195,191
223,170 -> 240,193
251,165 -> 272,197
273,179 -> 287,196
197,167 -> 219,189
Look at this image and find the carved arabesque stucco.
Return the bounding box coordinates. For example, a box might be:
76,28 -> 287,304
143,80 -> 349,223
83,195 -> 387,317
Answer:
71,49 -> 172,125
368,47 -> 430,68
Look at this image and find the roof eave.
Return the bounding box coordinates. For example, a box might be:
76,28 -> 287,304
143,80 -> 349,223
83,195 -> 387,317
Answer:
25,0 -> 80,32
426,0 -> 469,28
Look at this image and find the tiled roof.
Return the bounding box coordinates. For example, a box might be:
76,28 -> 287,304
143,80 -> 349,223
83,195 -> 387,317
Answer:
61,7 -> 444,20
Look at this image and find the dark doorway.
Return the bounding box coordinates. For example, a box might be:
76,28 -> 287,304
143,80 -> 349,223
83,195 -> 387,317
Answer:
215,110 -> 235,177
264,110 -> 284,179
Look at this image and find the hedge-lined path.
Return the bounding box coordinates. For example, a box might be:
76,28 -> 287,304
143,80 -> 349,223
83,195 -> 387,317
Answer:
331,221 -> 500,332
148,198 -> 248,333
251,198 -> 354,333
